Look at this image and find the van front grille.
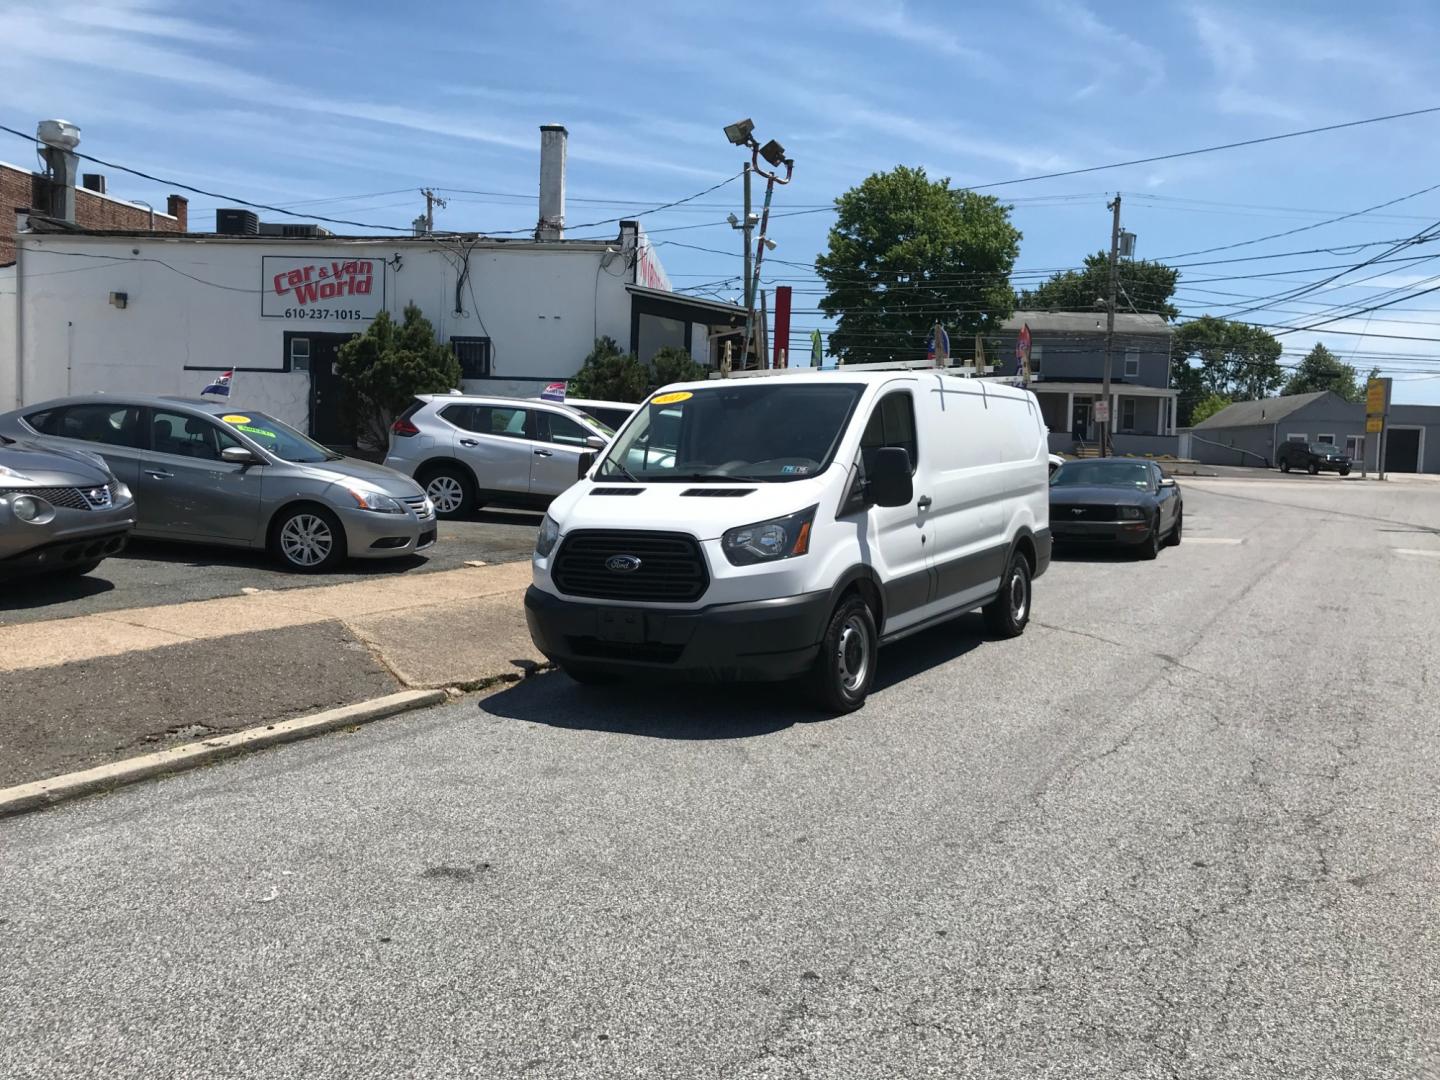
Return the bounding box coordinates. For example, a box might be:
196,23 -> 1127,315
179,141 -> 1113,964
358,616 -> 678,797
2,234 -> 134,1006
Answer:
552,530 -> 708,603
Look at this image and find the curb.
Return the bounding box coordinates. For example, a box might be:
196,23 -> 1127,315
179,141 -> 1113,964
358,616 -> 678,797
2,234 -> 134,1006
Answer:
0,688 -> 448,819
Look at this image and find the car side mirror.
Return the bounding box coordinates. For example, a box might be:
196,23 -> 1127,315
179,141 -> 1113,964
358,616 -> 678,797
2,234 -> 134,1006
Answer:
221,446 -> 259,466
1159,477 -> 1176,488
578,451 -> 597,479
869,447 -> 913,508
585,434 -> 608,450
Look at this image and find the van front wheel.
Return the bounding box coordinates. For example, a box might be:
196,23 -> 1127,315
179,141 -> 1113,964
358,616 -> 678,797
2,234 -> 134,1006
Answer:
983,551 -> 1032,638
808,595 -> 877,714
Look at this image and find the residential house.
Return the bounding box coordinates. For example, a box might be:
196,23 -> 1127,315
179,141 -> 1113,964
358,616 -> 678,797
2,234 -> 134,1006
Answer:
994,311 -> 1178,455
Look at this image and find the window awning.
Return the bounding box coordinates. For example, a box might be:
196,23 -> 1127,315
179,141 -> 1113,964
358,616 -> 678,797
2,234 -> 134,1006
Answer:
627,284 -> 745,326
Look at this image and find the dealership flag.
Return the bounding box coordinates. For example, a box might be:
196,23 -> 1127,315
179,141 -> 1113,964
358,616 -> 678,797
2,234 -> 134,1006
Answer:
201,370 -> 233,397
540,381 -> 566,402
810,329 -> 823,367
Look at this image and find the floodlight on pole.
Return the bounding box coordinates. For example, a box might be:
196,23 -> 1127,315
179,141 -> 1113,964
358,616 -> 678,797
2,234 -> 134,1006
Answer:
723,118 -> 755,146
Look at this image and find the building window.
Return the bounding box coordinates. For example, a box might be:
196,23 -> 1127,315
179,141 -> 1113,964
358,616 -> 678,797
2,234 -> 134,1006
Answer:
1316,434 -> 1335,445
1029,342 -> 1042,373
1124,348 -> 1140,378
1121,397 -> 1136,432
451,337 -> 492,379
290,337 -> 311,372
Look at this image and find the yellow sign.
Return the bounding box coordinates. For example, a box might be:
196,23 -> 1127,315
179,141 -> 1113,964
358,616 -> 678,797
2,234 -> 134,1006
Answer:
1367,417 -> 1384,434
221,414 -> 251,424
1366,379 -> 1387,416
650,391 -> 693,405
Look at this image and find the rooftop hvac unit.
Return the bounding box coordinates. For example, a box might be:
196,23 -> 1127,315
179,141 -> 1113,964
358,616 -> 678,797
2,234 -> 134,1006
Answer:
216,208 -> 259,235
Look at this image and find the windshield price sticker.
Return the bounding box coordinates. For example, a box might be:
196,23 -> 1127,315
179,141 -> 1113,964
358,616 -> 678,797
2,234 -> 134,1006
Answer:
651,391 -> 693,405
221,415 -> 251,424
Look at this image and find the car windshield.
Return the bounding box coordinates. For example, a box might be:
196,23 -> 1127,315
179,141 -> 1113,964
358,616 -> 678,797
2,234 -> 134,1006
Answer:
596,382 -> 863,482
1051,461 -> 1154,489
218,411 -> 341,463
1310,443 -> 1339,454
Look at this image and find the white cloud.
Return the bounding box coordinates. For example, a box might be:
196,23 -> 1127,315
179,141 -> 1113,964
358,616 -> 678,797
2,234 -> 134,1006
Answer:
1042,0 -> 1165,92
821,0 -> 987,62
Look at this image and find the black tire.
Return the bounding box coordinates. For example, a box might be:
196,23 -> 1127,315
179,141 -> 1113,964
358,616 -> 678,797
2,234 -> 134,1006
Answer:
807,594 -> 878,714
270,505 -> 346,573
560,664 -> 618,686
983,550 -> 1032,638
1340,467 -> 1351,476
1307,461 -> 1319,475
1279,459 -> 1291,473
418,463 -> 476,519
1166,509 -> 1183,546
1139,517 -> 1162,560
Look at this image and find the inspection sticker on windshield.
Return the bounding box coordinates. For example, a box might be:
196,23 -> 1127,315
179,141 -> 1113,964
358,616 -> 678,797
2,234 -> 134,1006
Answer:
236,424 -> 277,440
651,391 -> 692,405
781,465 -> 810,475
221,415 -> 251,424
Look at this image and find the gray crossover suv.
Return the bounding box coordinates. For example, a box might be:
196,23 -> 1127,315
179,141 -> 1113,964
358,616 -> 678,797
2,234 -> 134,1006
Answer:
1,435 -> 136,579
0,396 -> 436,573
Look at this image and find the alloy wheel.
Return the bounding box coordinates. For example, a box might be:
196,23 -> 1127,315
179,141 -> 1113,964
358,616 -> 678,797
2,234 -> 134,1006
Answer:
426,475 -> 465,515
280,513 -> 333,567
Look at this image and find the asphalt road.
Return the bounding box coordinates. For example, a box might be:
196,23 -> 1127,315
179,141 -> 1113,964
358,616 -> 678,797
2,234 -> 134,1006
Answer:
3,477 -> 1438,1079
0,507 -> 542,626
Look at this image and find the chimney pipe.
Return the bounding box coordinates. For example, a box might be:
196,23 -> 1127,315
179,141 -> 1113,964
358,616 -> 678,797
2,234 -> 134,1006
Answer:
36,119 -> 81,223
537,124 -> 567,241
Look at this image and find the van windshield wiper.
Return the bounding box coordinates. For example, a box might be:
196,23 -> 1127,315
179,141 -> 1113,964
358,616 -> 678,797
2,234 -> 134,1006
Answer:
598,461 -> 640,482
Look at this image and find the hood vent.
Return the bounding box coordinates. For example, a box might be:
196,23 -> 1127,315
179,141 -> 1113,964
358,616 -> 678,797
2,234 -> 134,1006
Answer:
590,487 -> 643,496
681,488 -> 754,497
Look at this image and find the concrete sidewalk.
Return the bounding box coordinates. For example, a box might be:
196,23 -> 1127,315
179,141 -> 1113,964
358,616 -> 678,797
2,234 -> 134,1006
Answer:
1,562 -> 543,787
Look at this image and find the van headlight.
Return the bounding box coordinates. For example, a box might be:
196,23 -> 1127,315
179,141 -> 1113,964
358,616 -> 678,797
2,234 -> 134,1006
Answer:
721,505 -> 816,566
536,514 -> 561,558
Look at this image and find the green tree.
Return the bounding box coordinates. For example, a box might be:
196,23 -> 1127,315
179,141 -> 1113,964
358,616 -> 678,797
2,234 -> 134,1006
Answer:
647,346 -> 706,394
815,166 -> 1020,364
1019,252 -> 1180,320
569,337 -> 649,402
1281,343 -> 1364,401
1189,393 -> 1233,425
1170,316 -> 1284,424
336,302 -> 461,447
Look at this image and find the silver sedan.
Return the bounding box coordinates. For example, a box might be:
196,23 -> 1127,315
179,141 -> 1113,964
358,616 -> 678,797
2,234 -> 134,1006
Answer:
0,395 -> 436,573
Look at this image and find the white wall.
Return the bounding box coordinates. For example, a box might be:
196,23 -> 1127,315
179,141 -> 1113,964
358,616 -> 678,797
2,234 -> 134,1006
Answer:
14,234 -> 635,430
0,264 -> 15,411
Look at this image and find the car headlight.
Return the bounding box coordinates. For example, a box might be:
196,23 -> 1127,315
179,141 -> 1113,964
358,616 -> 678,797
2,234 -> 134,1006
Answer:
113,481 -> 134,505
535,514 -> 561,558
11,494 -> 55,524
722,505 -> 817,566
347,488 -> 404,513
1118,506 -> 1145,520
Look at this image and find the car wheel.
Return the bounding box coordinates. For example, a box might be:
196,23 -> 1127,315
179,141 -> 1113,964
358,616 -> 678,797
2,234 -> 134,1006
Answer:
1340,467 -> 1351,476
1139,517 -> 1162,560
1279,459 -> 1290,473
1307,462 -> 1319,475
1167,509 -> 1183,546
983,550 -> 1032,638
808,594 -> 878,714
419,464 -> 475,519
271,505 -> 345,573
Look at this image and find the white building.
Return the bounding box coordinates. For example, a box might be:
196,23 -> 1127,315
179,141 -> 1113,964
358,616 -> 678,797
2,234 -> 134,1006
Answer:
0,126 -> 746,441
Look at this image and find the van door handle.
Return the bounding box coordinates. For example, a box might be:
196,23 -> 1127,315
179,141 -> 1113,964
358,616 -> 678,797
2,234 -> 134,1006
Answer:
145,470 -> 174,479
534,449 -> 553,457
459,439 -> 478,447
917,495 -> 933,510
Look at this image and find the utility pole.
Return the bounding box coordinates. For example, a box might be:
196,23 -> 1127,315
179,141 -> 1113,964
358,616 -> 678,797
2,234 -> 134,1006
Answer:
420,188 -> 447,235
743,165 -> 754,350
1101,194 -> 1122,457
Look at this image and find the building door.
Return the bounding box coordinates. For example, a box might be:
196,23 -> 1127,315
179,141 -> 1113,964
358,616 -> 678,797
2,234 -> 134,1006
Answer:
1384,428 -> 1422,473
1072,396 -> 1093,442
1346,434 -> 1364,464
305,333 -> 358,445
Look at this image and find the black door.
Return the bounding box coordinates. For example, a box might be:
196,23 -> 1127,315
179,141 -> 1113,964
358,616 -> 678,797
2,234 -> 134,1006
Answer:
306,333 -> 356,446
1385,428 -> 1421,473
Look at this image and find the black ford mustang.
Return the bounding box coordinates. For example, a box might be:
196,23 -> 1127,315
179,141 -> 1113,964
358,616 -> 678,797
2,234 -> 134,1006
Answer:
1049,458 -> 1183,560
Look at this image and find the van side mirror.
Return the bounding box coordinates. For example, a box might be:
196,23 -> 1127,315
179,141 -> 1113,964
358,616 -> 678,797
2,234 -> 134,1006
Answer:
221,446 -> 259,466
869,447 -> 913,507
585,434 -> 607,451
578,451 -> 597,479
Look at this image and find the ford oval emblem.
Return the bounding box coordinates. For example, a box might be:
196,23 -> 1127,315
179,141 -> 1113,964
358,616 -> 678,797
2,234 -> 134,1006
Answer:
605,554 -> 642,573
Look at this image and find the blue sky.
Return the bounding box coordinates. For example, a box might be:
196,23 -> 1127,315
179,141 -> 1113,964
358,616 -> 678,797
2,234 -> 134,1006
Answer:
6,0 -> 1440,403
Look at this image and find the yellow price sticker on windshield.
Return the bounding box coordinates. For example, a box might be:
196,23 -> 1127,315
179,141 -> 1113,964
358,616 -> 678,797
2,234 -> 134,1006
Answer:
221,414 -> 251,424
651,391 -> 693,405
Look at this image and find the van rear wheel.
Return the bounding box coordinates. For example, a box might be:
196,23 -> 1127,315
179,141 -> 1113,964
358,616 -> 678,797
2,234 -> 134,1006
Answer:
807,594 -> 877,714
983,551 -> 1032,638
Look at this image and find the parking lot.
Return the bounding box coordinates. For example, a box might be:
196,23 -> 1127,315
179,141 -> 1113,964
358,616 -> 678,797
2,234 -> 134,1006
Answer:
3,473 -> 1437,1078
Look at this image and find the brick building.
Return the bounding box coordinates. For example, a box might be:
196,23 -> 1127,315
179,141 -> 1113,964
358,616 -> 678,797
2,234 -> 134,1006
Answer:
2,158 -> 188,264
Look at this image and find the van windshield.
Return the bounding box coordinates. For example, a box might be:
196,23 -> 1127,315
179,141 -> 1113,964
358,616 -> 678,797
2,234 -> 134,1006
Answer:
596,382 -> 864,483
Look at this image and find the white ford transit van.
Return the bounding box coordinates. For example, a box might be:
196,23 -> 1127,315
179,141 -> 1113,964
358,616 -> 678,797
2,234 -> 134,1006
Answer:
525,370 -> 1051,711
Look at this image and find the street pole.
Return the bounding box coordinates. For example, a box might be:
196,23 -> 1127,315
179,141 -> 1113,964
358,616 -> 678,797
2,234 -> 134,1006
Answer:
1102,195 -> 1122,457
742,166 -> 754,367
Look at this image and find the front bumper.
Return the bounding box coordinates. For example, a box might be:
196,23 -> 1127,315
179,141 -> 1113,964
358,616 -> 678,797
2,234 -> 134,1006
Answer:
525,586 -> 832,682
0,498 -> 135,573
1050,519 -> 1154,545
338,507 -> 438,559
